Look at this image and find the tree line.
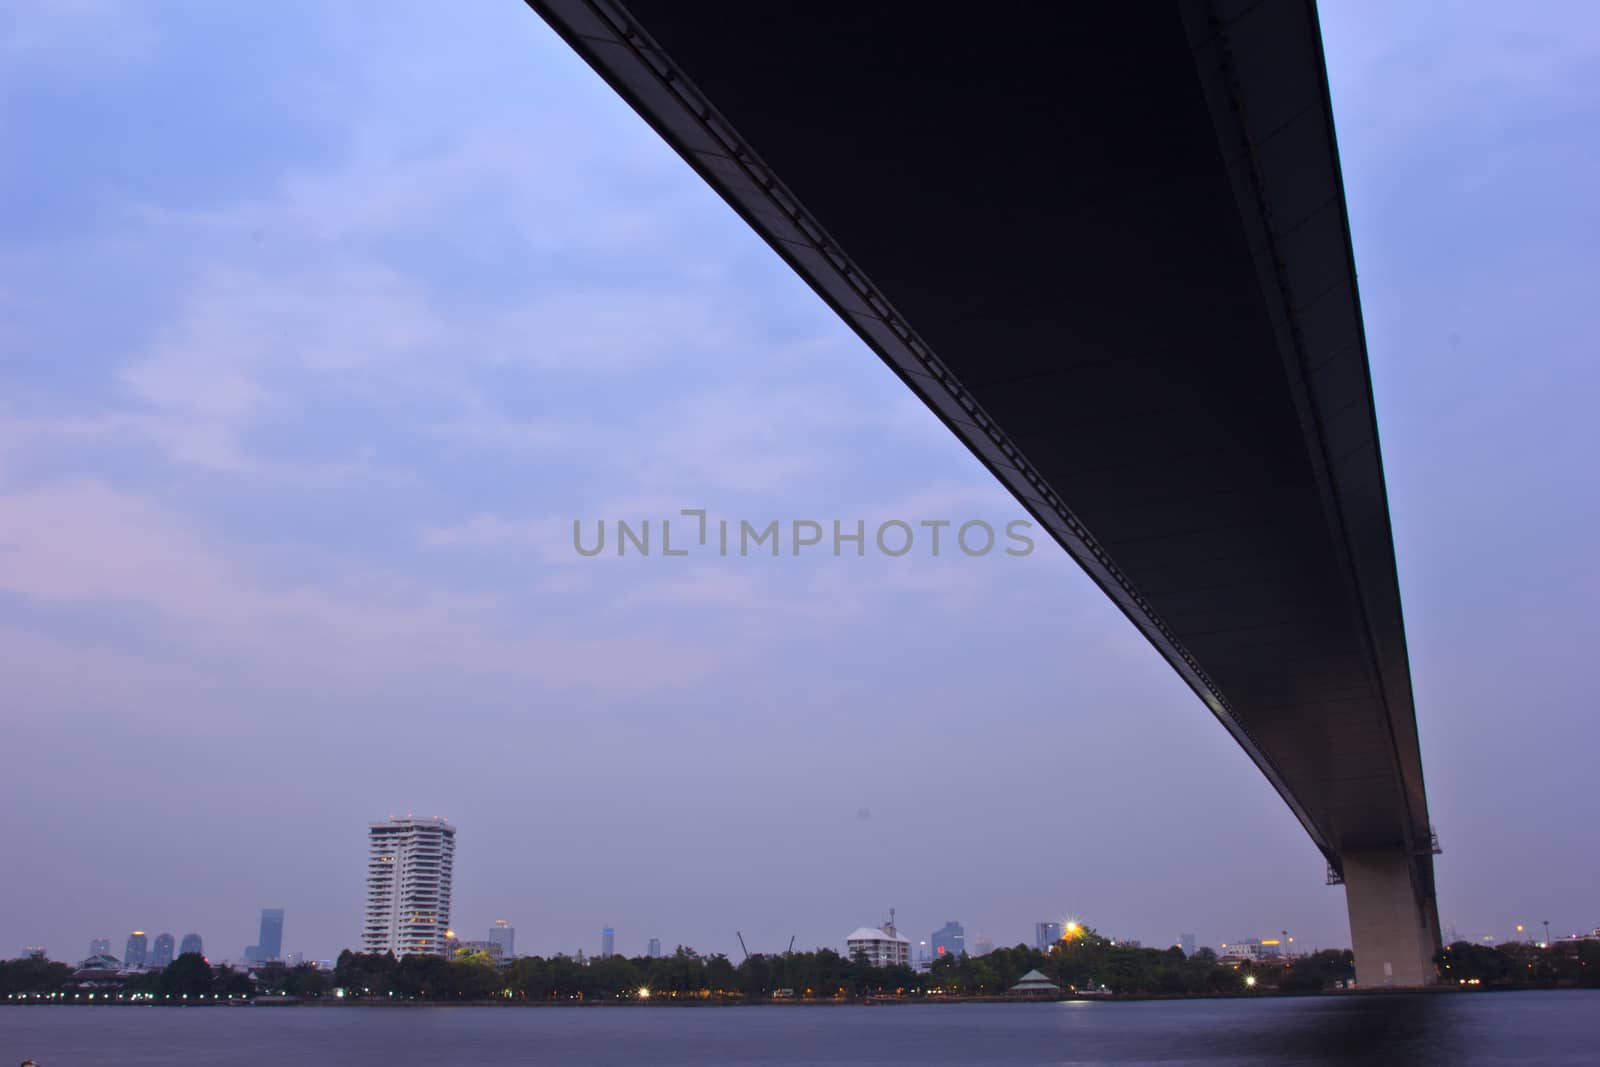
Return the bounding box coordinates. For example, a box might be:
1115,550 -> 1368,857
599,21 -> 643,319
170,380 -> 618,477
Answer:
333,929 -> 1352,1000
5,934 -> 1593,1002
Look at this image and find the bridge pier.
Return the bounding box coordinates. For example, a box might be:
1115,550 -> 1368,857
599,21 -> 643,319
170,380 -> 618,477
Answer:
1342,849 -> 1441,988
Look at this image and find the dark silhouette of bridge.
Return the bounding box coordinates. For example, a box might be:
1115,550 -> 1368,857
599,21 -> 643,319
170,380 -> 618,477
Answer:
525,0 -> 1441,986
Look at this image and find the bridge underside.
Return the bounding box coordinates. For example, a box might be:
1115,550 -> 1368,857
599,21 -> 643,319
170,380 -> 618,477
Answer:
526,0 -> 1439,984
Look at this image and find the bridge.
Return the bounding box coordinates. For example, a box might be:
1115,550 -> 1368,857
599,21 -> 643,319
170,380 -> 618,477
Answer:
524,0 -> 1441,986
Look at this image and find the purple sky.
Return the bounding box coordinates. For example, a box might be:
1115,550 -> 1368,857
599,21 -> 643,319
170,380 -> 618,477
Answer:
1,1 -> 1597,964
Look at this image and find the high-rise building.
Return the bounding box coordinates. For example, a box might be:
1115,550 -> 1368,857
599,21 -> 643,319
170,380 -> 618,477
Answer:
125,931 -> 149,969
1179,933 -> 1196,957
972,934 -> 995,957
648,938 -> 662,959
1034,922 -> 1062,950
88,938 -> 111,959
180,933 -> 204,958
363,816 -> 456,958
258,909 -> 284,962
150,933 -> 176,969
602,926 -> 615,958
489,919 -> 515,959
930,920 -> 965,959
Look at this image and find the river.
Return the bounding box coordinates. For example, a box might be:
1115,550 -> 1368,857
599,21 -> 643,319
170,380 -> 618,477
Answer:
2,991 -> 1594,1065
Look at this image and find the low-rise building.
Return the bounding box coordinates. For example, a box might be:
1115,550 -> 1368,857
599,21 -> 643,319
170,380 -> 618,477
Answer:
458,940 -> 506,962
1010,969 -> 1059,996
846,921 -> 911,969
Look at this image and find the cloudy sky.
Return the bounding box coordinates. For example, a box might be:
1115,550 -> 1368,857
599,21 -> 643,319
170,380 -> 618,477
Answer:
1,1 -> 1596,964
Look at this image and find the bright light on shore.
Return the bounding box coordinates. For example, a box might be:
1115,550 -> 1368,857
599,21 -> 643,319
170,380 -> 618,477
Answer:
1245,975 -> 1258,988
638,988 -> 651,999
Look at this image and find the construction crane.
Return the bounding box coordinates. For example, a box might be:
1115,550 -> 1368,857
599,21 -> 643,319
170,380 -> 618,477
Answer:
787,935 -> 796,955
736,931 -> 751,961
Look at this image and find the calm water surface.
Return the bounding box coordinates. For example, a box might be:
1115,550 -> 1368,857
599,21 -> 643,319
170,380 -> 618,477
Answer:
2,992 -> 1595,1065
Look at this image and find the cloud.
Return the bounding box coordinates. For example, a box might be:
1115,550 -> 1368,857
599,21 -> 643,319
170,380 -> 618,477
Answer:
0,622 -> 218,724
0,479 -> 720,698
110,262 -> 448,468
0,1 -> 157,72
421,514 -> 577,565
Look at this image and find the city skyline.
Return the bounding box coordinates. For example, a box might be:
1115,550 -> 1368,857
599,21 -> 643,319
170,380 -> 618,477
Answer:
2,0 -> 1597,967
35,904 -> 1593,970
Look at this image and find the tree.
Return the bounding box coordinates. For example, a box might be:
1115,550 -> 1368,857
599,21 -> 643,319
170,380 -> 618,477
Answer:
161,952 -> 215,997
334,950 -> 397,997
589,955 -> 641,998
1436,942 -> 1512,986
1281,949 -> 1354,993
213,966 -> 254,997
0,956 -> 74,996
704,953 -> 736,996
392,954 -> 452,999
284,964 -> 329,998
253,961 -> 290,994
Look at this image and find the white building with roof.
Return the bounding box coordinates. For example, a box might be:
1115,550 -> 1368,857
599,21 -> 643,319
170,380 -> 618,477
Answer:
1010,969 -> 1060,995
846,920 -> 911,969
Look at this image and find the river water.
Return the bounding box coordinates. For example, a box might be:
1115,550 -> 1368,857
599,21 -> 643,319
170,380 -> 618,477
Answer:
2,991 -> 1594,1065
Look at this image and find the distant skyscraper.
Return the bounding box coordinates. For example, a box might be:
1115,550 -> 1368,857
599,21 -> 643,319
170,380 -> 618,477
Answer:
489,919 -> 515,959
930,921 -> 965,959
1179,933 -> 1196,957
648,938 -> 662,959
258,909 -> 284,962
602,926 -> 615,958
150,933 -> 176,969
88,938 -> 111,959
363,816 -> 456,958
180,933 -> 204,958
1034,922 -> 1062,950
125,931 -> 149,969
972,934 -> 995,957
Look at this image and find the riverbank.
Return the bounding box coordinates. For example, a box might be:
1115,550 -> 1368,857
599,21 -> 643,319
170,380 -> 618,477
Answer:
8,984 -> 1558,1009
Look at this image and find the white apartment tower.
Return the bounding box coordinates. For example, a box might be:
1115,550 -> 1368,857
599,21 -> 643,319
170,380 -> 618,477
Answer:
363,816 -> 456,958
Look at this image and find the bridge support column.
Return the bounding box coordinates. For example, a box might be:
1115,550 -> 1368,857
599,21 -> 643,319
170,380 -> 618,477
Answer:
1342,849 -> 1440,988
